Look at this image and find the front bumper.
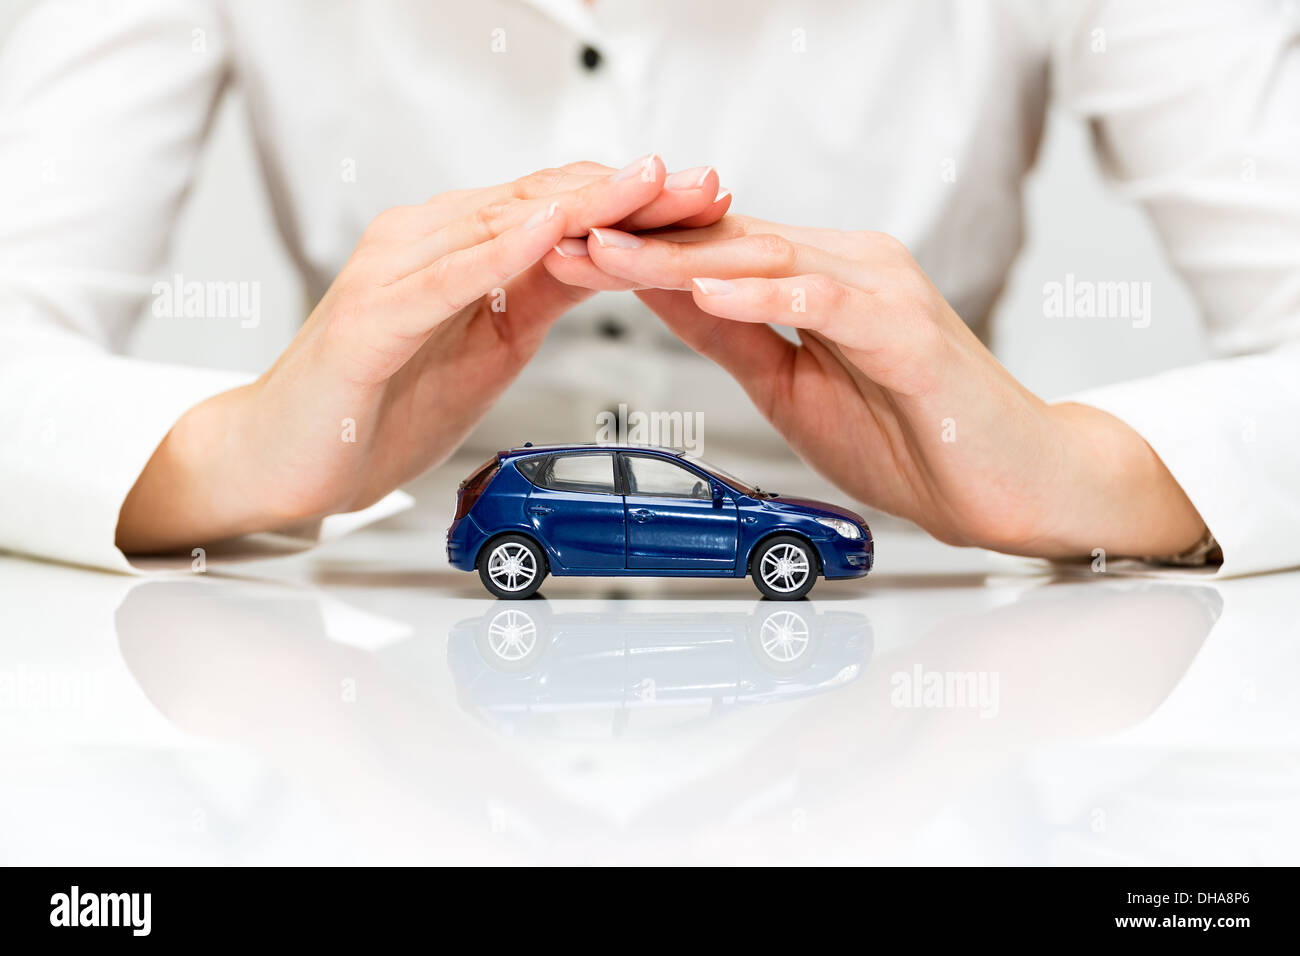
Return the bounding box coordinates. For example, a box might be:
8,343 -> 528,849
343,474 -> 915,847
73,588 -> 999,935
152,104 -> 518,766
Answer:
817,530 -> 874,579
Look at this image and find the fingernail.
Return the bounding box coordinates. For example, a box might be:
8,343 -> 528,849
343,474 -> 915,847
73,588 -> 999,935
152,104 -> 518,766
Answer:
665,165 -> 713,190
525,201 -> 558,230
590,227 -> 644,249
611,153 -> 659,182
692,277 -> 735,295
553,237 -> 590,258
714,188 -> 731,203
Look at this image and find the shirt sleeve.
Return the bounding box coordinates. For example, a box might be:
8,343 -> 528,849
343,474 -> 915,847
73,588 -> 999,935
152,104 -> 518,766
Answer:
1050,0 -> 1300,576
0,1 -> 411,573
0,0 -> 243,572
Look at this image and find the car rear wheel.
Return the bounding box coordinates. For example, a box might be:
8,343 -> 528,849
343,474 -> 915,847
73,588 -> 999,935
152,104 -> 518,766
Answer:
479,535 -> 548,599
751,535 -> 817,600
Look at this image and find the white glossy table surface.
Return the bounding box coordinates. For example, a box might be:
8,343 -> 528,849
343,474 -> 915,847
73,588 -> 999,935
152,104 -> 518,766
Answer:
2,461 -> 1297,866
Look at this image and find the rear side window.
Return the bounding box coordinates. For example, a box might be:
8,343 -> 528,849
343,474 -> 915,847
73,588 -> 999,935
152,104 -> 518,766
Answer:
539,452 -> 617,495
455,456 -> 500,519
515,456 -> 546,483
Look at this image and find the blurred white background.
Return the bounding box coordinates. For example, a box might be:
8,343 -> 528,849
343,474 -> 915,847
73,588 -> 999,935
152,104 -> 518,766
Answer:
0,1 -> 1209,402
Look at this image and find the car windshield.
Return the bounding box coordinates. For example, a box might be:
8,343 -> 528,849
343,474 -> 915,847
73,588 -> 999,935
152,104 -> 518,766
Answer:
682,455 -> 771,498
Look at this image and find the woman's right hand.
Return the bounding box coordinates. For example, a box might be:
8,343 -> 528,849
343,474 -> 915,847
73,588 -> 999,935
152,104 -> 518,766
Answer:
116,158 -> 730,553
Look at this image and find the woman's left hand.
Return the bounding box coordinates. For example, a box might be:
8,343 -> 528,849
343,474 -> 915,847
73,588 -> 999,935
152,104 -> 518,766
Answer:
543,216 -> 1208,560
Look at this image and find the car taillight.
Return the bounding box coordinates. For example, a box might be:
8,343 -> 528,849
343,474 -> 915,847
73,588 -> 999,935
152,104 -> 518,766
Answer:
455,457 -> 500,520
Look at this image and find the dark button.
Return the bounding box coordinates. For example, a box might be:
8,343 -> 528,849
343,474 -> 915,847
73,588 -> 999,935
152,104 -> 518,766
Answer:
580,44 -> 602,71
596,316 -> 626,339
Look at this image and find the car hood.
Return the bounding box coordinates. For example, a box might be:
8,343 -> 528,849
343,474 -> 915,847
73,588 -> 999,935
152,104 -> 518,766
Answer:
760,495 -> 867,525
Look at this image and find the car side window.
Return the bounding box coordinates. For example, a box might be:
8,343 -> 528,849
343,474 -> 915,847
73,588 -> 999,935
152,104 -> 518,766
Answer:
540,452 -> 617,495
624,455 -> 711,500
515,456 -> 546,483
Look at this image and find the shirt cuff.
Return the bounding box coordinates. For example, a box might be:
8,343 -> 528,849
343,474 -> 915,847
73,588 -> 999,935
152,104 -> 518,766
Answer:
0,332 -> 413,573
1055,345 -> 1300,577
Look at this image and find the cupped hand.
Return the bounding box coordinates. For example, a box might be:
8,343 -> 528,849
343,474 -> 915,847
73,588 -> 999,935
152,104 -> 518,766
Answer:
117,158 -> 729,552
543,216 -> 1207,559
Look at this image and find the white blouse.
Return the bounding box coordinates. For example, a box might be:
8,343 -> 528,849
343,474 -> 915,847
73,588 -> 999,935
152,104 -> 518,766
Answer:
1,0 -> 1298,575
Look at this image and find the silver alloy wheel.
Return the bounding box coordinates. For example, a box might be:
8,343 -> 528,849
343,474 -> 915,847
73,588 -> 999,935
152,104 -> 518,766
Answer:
486,608 -> 538,662
759,543 -> 811,593
758,609 -> 811,662
487,541 -> 537,592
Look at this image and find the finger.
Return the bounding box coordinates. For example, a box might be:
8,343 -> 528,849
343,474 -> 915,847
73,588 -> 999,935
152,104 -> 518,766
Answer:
391,202 -> 570,335
399,155 -> 667,277
493,261 -> 597,354
636,288 -> 795,413
614,166 -> 722,232
585,228 -> 859,291
643,214 -> 868,259
671,188 -> 733,229
542,239 -> 643,292
430,161 -> 616,221
440,161 -> 723,230
688,273 -> 886,354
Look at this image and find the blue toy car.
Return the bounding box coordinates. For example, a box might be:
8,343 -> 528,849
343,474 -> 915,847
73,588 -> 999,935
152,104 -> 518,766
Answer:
447,444 -> 872,600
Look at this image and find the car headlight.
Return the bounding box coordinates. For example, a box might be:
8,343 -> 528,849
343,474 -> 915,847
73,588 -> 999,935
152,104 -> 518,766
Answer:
815,517 -> 861,539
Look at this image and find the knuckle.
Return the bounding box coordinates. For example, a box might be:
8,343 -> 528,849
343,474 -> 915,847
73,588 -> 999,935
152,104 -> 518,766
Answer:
657,238 -> 684,264
418,256 -> 453,297
881,260 -> 932,305
748,233 -> 798,271
471,199 -> 514,237
361,205 -> 406,241
806,273 -> 845,306
863,230 -> 911,261
722,219 -> 748,240
516,166 -> 567,198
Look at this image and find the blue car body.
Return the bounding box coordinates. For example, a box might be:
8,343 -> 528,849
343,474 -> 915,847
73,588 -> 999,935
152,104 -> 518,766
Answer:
447,444 -> 872,592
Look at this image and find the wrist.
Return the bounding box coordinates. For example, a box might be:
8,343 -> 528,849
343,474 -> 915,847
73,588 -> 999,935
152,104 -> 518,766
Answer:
1042,401 -> 1207,560
115,383 -> 281,554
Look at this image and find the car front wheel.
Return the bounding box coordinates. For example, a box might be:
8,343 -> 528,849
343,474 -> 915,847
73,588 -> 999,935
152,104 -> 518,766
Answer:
751,535 -> 817,600
479,534 -> 548,599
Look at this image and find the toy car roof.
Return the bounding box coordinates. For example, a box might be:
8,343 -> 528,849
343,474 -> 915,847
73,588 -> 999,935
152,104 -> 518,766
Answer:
499,442 -> 688,458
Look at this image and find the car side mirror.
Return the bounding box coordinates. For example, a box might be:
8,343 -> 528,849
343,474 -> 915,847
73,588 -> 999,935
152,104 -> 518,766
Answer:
712,483 -> 724,507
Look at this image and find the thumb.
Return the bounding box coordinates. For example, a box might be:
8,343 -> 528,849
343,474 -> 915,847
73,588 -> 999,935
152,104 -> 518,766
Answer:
499,262 -> 596,352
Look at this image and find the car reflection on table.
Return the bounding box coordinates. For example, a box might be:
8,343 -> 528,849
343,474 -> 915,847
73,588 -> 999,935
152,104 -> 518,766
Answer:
447,602 -> 872,737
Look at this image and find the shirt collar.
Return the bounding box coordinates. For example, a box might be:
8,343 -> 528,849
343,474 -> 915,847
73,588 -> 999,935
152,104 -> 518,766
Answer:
514,0 -> 600,41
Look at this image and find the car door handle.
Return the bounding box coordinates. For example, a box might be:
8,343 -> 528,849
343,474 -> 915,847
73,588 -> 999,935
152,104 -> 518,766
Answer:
629,508 -> 654,523
528,505 -> 553,515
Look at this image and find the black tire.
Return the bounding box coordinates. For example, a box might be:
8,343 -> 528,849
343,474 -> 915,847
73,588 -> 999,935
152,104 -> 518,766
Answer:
750,535 -> 818,600
478,534 -> 548,599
